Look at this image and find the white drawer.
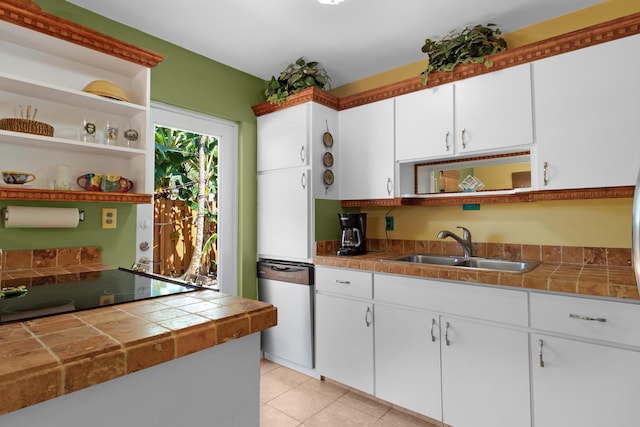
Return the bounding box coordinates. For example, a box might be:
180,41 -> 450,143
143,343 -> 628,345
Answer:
316,266 -> 372,299
530,292 -> 640,347
375,274 -> 528,327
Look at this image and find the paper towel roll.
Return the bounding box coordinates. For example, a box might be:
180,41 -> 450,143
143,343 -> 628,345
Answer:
2,206 -> 80,228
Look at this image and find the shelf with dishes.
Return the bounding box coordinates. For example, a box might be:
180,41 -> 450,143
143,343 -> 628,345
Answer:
0,186 -> 152,204
0,128 -> 145,158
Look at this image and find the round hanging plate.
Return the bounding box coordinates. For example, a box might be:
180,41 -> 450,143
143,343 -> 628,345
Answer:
323,152 -> 334,167
323,131 -> 334,147
323,169 -> 334,186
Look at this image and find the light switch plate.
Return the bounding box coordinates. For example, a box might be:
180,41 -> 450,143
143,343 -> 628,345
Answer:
102,208 -> 117,229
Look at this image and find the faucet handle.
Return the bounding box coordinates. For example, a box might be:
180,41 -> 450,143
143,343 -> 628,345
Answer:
456,226 -> 471,240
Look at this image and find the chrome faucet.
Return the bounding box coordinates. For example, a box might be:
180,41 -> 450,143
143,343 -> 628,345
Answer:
437,226 -> 472,258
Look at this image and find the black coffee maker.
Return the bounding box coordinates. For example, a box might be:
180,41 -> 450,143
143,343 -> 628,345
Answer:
337,213 -> 367,256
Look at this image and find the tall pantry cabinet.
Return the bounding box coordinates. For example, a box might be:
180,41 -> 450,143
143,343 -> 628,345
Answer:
256,97 -> 339,262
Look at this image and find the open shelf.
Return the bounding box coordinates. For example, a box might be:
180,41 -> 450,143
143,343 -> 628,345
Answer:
0,187 -> 152,204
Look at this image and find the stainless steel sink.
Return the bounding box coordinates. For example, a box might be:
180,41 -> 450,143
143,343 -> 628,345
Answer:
457,257 -> 540,273
382,254 -> 540,273
383,254 -> 465,266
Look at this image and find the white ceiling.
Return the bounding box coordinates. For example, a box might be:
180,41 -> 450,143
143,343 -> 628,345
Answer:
67,0 -> 604,87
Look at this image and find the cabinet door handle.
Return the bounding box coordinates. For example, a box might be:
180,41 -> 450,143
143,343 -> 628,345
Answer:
445,131 -> 450,151
543,162 -> 549,186
335,280 -> 350,285
444,321 -> 450,346
386,177 -> 392,195
301,171 -> 307,189
538,339 -> 545,368
569,313 -> 607,323
300,145 -> 305,163
430,318 -> 436,342
364,306 -> 372,327
461,128 -> 467,149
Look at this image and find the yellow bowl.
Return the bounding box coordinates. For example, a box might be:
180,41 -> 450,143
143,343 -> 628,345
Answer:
82,80 -> 129,102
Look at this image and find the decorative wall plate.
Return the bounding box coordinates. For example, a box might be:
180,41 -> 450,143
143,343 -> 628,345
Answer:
323,151 -> 334,167
323,169 -> 334,186
323,131 -> 334,147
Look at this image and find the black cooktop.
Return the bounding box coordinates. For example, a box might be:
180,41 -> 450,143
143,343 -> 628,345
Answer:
0,268 -> 201,324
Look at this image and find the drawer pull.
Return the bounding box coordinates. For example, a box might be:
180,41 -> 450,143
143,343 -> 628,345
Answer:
335,280 -> 350,285
538,339 -> 545,368
430,318 -> 436,342
569,313 -> 607,323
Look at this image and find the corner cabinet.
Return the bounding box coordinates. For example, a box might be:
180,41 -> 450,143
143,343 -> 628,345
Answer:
0,6 -> 162,260
533,33 -> 640,190
530,292 -> 640,427
339,98 -> 395,200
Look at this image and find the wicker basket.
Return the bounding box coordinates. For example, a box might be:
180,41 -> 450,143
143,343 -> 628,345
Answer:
0,118 -> 54,137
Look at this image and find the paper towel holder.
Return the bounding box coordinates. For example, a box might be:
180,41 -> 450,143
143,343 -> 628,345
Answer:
1,206 -> 85,225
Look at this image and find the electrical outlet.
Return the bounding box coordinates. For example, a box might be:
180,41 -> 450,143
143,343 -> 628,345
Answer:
102,208 -> 117,229
385,216 -> 394,231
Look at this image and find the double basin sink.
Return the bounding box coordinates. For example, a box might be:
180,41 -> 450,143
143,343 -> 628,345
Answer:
382,254 -> 540,274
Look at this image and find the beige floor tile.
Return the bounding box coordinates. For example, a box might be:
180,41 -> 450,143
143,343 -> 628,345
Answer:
261,364 -> 313,403
269,385 -> 335,422
304,401 -> 379,427
261,403 -> 301,427
338,391 -> 392,419
296,376 -> 349,400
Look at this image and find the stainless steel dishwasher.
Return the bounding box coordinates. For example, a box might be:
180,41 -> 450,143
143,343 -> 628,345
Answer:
257,259 -> 314,374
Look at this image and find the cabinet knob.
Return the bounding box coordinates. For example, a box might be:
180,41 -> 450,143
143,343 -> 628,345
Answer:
461,129 -> 467,149
445,131 -> 450,151
300,145 -> 305,163
386,177 -> 392,195
430,318 -> 436,342
301,171 -> 307,189
543,162 -> 549,186
538,339 -> 545,368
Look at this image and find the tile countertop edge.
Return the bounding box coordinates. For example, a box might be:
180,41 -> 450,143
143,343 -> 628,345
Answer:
314,253 -> 640,302
0,289 -> 277,415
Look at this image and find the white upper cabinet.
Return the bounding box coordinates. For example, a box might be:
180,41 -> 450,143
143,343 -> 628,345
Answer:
533,34 -> 640,190
257,104 -> 309,171
395,64 -> 533,164
395,83 -> 454,161
454,63 -> 533,155
0,19 -> 154,194
339,98 -> 395,200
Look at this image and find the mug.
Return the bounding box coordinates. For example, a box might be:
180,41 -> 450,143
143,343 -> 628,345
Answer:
2,171 -> 35,185
76,173 -> 102,191
100,174 -> 120,192
116,176 -> 134,193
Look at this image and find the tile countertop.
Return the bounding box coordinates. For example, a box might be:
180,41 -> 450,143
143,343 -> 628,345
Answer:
0,289 -> 277,415
314,251 -> 640,301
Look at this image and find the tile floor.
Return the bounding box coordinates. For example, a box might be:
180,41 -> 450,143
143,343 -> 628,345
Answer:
260,359 -> 441,427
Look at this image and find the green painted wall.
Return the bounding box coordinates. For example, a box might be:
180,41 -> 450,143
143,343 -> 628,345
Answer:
0,201 -> 136,267
8,0 -> 266,298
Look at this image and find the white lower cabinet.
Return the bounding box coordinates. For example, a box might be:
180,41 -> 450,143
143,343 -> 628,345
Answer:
529,292 -> 640,427
374,305 -> 442,419
315,267 -> 374,394
441,317 -> 531,427
531,334 -> 640,427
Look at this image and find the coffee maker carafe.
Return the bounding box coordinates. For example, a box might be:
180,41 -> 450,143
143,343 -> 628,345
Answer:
337,213 -> 367,256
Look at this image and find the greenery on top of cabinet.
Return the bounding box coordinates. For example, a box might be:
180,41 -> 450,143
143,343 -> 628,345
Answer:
420,24 -> 507,84
264,57 -> 331,105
